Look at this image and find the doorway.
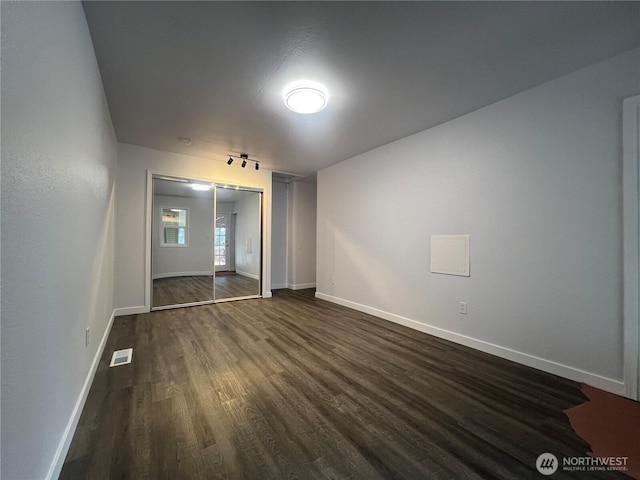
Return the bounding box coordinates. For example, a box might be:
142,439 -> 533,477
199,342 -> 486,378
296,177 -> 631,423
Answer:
215,212 -> 231,272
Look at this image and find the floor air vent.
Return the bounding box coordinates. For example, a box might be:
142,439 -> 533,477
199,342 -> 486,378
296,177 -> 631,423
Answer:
109,348 -> 133,367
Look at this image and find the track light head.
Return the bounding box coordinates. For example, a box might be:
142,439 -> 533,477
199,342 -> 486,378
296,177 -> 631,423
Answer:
229,153 -> 258,170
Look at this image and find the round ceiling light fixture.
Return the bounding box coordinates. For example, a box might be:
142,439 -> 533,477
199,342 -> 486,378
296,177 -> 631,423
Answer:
284,80 -> 329,114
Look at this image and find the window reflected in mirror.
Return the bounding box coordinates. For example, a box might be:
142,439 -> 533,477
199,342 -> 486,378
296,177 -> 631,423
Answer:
160,207 -> 188,246
214,214 -> 228,268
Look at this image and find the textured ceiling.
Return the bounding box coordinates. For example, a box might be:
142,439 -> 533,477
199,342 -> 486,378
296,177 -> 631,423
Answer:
83,1 -> 640,177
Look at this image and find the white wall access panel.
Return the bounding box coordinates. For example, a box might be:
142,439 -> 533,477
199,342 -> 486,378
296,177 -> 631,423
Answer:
430,235 -> 470,276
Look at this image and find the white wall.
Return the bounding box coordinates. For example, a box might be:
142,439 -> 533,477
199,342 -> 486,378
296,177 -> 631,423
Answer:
217,202 -> 234,214
115,143 -> 273,312
152,194 -> 214,278
288,181 -> 317,289
317,48 -> 640,395
271,181 -> 288,289
234,193 -> 261,279
1,2 -> 118,479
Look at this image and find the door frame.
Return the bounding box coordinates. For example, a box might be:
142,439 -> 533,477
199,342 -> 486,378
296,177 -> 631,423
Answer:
623,95 -> 640,400
229,212 -> 237,271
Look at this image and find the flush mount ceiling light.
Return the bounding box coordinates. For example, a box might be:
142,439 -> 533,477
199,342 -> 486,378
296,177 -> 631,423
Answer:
283,80 -> 328,114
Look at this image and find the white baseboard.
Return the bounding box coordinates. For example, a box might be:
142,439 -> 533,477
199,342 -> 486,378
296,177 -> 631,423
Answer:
271,283 -> 287,290
46,309 -> 117,480
262,291 -> 273,298
288,282 -> 316,290
152,270 -> 212,280
315,292 -> 625,396
114,305 -> 149,316
236,271 -> 260,280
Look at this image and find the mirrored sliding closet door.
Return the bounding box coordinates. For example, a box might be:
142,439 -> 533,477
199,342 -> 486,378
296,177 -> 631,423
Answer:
151,177 -> 215,308
214,186 -> 262,301
151,175 -> 262,309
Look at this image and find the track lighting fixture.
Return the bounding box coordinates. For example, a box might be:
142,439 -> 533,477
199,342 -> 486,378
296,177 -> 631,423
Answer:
226,152 -> 261,172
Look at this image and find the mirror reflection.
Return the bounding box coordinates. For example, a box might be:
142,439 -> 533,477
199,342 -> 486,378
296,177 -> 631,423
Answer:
214,187 -> 261,301
152,178 -> 215,308
151,176 -> 262,309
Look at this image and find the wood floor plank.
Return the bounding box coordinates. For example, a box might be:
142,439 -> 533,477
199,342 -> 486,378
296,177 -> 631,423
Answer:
152,274 -> 260,308
60,289 -> 627,479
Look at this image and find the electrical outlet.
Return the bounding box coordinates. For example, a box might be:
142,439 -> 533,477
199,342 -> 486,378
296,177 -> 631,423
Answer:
85,327 -> 90,347
458,302 -> 468,315
330,275 -> 335,285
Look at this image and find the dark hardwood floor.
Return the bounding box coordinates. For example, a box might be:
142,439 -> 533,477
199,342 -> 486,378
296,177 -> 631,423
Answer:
153,275 -> 213,307
153,274 -> 260,307
215,273 -> 260,301
60,289 -> 624,479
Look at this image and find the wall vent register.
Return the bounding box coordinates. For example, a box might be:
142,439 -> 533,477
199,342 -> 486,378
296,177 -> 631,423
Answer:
109,348 -> 133,367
